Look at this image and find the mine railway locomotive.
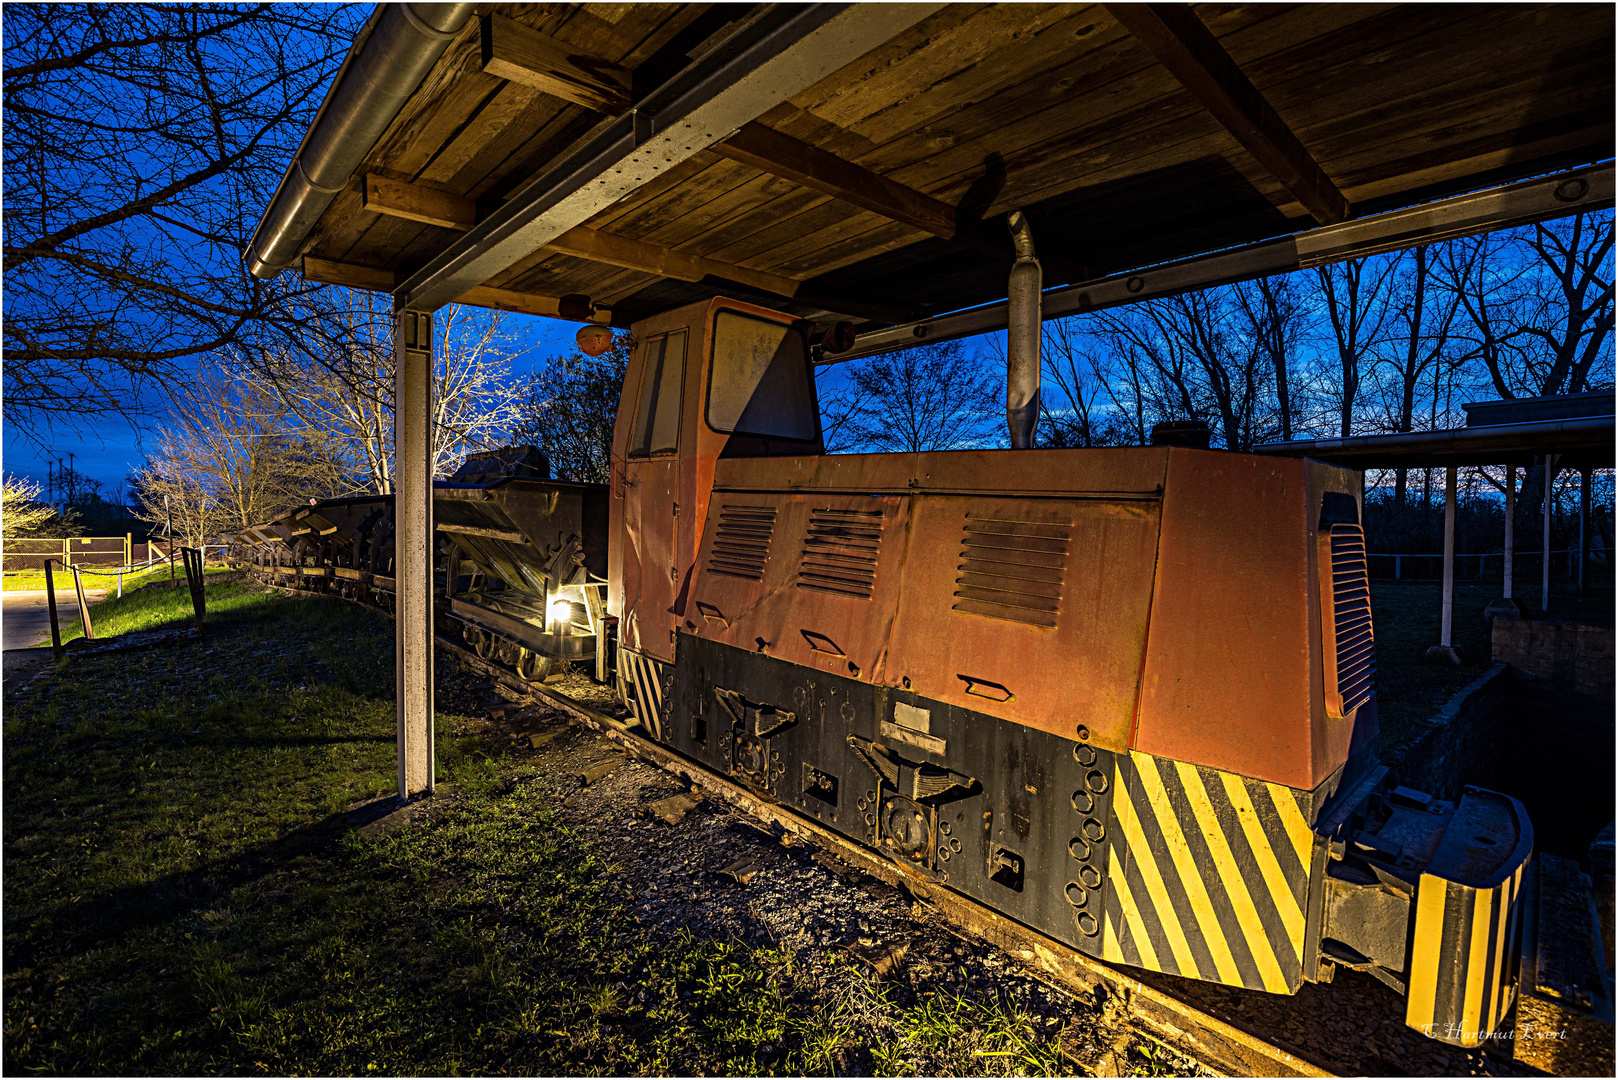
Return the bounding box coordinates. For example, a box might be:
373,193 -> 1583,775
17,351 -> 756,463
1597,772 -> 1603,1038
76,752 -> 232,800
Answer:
237,295 -> 1533,1049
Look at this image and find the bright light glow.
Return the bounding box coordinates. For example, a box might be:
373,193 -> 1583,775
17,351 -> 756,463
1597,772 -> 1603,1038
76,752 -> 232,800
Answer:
550,599 -> 573,630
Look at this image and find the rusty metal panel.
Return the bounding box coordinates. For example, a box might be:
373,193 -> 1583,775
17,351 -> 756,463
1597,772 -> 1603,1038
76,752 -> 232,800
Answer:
687,490 -> 910,684
886,491 -> 1162,750
687,448 -> 1169,751
1133,451 -> 1367,791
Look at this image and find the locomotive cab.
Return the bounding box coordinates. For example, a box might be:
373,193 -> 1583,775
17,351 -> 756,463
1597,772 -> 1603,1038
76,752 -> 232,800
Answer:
604,297 -> 1533,1048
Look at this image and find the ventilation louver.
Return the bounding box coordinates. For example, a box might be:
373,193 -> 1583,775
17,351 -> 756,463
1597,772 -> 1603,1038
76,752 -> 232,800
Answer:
797,508 -> 883,598
1328,523 -> 1375,714
952,514 -> 1071,627
707,505 -> 776,580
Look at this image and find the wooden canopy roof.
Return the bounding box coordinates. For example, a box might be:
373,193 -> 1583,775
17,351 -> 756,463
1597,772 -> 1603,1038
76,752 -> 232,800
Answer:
294,2 -> 1615,329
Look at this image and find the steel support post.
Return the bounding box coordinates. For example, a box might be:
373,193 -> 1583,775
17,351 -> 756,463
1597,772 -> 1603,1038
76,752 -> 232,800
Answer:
395,309 -> 435,800
1542,455 -> 1557,611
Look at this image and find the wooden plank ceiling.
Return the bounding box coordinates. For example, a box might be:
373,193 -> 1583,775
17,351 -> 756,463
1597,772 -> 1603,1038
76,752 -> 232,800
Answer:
300,2 -> 1616,328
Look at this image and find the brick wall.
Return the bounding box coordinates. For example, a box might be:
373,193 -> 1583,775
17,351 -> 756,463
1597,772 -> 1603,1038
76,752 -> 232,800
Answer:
1381,664 -> 1510,802
1492,618 -> 1615,701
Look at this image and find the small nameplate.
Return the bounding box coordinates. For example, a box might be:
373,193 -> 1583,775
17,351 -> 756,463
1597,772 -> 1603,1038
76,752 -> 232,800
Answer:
893,701 -> 931,733
880,719 -> 945,757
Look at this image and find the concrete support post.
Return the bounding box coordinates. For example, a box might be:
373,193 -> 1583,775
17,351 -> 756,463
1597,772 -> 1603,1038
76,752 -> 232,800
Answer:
1428,465 -> 1462,663
1542,455 -> 1557,612
1441,465 -> 1456,646
395,308 -> 435,800
1580,468 -> 1591,594
1503,466 -> 1514,598
1487,464 -> 1523,621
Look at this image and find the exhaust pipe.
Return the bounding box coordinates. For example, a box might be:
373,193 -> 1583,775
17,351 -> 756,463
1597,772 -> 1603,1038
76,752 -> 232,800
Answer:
1006,210 -> 1042,448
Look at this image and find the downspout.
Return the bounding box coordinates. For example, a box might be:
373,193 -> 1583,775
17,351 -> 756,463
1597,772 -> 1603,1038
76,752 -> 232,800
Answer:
243,3 -> 477,280
1006,210 -> 1042,448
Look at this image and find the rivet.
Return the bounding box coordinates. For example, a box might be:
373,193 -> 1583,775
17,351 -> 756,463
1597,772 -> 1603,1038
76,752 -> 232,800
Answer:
1078,911 -> 1099,936
1071,789 -> 1094,814
1082,817 -> 1106,841
1069,837 -> 1091,862
1065,882 -> 1087,907
1074,743 -> 1096,766
1079,864 -> 1102,889
1076,724 -> 1090,741
1085,768 -> 1109,793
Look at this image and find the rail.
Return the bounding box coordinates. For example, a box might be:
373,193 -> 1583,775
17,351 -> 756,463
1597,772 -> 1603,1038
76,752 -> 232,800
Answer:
1368,546 -> 1602,580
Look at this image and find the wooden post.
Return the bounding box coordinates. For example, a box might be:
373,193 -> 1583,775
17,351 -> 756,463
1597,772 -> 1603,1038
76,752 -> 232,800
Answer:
71,564 -> 95,640
43,560 -> 62,658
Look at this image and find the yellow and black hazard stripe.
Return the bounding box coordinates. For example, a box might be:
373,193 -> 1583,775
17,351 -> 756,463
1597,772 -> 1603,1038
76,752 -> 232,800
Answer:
1404,861 -> 1526,1047
1100,751 -> 1318,994
618,646 -> 670,740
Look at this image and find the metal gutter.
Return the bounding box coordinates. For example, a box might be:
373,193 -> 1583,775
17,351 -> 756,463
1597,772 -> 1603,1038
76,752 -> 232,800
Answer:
816,162 -> 1614,365
1252,416 -> 1616,469
243,2 -> 476,280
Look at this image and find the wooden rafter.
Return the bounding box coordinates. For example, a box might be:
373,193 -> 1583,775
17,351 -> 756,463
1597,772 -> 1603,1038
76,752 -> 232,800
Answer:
1105,3 -> 1351,225
479,13 -> 631,114
363,175 -> 805,300
300,257 -> 613,324
364,174 -> 475,230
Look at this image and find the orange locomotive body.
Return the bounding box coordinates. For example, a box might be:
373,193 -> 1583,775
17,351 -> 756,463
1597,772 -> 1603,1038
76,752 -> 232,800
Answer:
603,296 -> 1529,1043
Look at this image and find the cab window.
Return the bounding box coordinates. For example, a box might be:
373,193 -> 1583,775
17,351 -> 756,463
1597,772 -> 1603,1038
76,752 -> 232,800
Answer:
707,312 -> 817,440
628,330 -> 687,457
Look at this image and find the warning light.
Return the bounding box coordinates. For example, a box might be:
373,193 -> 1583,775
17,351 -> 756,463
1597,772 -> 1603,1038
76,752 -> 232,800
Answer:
576,324 -> 613,357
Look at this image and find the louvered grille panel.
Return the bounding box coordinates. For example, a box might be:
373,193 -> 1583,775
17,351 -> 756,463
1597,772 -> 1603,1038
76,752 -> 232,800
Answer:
952,514 -> 1071,627
797,508 -> 883,598
707,505 -> 776,580
1330,524 -> 1375,714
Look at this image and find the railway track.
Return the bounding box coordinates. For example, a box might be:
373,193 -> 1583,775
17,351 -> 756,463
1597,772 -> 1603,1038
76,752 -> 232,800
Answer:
254,575 -> 1353,1077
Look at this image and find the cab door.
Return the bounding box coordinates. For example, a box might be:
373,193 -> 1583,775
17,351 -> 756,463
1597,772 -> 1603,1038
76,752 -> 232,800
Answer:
614,328 -> 688,663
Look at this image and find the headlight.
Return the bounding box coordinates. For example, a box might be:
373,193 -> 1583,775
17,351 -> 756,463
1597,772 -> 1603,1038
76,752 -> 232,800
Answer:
550,599 -> 573,632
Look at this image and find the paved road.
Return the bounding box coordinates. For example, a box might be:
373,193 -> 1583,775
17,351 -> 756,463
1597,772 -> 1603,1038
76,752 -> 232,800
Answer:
2,589 -> 105,651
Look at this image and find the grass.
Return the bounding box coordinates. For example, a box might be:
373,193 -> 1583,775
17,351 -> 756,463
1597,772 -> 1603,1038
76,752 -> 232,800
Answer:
4,562 -> 232,592
4,583 -> 1076,1076
1369,578 -> 1613,746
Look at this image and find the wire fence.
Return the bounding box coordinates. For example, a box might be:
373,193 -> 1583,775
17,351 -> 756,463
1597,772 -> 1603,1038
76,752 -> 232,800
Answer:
1368,547 -> 1608,582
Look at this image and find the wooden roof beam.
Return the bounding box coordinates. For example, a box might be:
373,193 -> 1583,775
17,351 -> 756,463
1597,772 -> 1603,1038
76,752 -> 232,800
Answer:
301,256 -> 614,324
363,174 -> 805,300
713,122 -> 1007,257
1105,3 -> 1351,225
479,13 -> 631,114
364,174 -> 475,230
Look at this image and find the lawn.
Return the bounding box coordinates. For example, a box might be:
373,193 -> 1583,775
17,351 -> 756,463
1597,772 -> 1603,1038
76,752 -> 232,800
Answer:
4,562 -> 232,593
3,583 -> 1076,1077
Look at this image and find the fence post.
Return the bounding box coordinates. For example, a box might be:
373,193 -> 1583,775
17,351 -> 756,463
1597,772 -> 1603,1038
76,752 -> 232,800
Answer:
1394,555 -> 1401,580
43,560 -> 62,658
70,564 -> 95,640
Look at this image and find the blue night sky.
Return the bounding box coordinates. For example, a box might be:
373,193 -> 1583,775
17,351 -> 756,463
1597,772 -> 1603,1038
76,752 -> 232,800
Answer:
2,312 -> 583,501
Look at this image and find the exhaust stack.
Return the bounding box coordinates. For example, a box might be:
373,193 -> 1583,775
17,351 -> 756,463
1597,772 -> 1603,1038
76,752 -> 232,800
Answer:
1006,210 -> 1042,448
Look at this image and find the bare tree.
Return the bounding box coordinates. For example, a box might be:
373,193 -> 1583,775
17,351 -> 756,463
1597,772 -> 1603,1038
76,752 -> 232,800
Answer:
1370,245 -> 1462,504
240,291 -> 529,492
512,335 -> 632,483
2,476 -> 57,534
1315,255 -> 1398,437
131,376 -> 352,543
2,4 -> 359,440
1094,291 -> 1274,450
1233,275 -> 1307,442
841,341 -> 999,453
